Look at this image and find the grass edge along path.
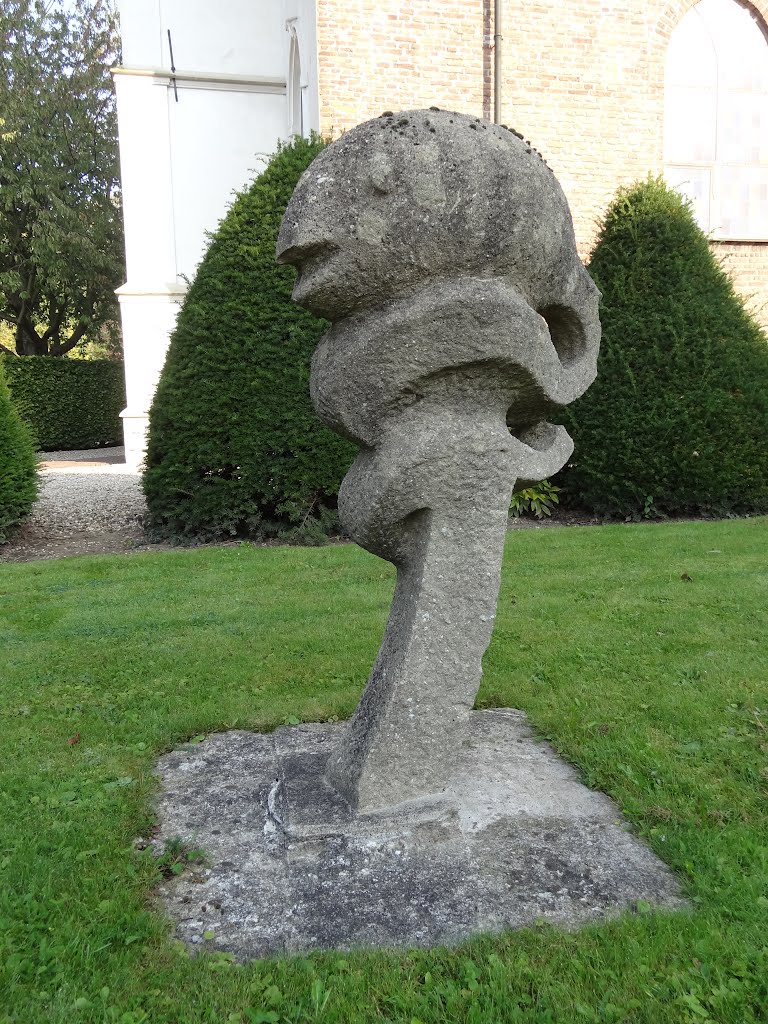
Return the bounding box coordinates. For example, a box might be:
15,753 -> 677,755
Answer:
1,518 -> 767,1023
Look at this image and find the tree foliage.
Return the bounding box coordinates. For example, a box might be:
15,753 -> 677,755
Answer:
144,136 -> 355,543
561,177 -> 768,518
0,0 -> 123,357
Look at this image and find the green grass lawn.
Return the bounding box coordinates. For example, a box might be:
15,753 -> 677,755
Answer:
2,519 -> 767,1024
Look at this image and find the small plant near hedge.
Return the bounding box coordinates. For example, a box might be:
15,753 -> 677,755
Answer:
560,177 -> 768,518
0,360 -> 38,541
510,479 -> 561,518
144,135 -> 355,543
2,355 -> 125,450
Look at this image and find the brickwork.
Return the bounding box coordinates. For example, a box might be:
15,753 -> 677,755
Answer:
316,1 -> 485,137
717,242 -> 768,325
315,0 -> 768,328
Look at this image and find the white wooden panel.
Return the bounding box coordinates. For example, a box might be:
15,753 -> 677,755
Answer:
160,0 -> 283,78
168,86 -> 288,280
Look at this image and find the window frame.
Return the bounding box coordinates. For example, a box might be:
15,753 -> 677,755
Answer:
663,0 -> 768,243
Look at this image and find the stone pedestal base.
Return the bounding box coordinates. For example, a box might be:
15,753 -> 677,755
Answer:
152,710 -> 685,960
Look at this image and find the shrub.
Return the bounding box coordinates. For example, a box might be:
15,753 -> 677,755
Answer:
0,360 -> 38,541
559,177 -> 768,518
510,480 -> 561,519
144,135 -> 355,543
2,356 -> 125,450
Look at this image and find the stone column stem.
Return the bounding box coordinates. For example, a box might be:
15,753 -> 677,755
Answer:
325,485 -> 516,813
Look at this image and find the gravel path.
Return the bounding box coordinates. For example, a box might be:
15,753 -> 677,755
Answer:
2,447 -> 151,562
39,445 -> 128,465
29,467 -> 145,533
32,446 -> 145,533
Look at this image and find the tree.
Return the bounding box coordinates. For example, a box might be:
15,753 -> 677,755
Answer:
561,177 -> 768,518
0,0 -> 124,357
144,136 -> 355,544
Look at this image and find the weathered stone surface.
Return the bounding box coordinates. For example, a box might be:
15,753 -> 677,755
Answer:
152,713 -> 685,960
277,109 -> 601,812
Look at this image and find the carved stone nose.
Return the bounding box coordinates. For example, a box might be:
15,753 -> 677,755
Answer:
275,237 -> 337,267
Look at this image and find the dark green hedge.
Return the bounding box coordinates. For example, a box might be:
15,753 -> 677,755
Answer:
2,356 -> 125,451
0,360 -> 38,541
143,135 -> 355,543
559,177 -> 768,518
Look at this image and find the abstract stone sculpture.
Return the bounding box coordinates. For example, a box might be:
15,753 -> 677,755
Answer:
277,109 -> 600,814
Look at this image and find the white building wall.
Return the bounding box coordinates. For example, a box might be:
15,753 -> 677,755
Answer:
113,0 -> 318,465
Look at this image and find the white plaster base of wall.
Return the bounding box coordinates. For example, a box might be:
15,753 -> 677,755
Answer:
120,410 -> 151,468
117,284 -> 186,467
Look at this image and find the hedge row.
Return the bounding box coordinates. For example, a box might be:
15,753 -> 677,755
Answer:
0,360 -> 38,541
2,356 -> 125,451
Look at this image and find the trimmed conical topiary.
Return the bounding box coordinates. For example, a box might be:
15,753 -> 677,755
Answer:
143,135 -> 355,542
0,359 -> 38,542
560,177 -> 768,518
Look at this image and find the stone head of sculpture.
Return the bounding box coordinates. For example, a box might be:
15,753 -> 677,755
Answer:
276,110 -> 601,813
278,109 -> 597,374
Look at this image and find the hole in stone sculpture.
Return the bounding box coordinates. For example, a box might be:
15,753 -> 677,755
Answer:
517,420 -> 559,451
538,305 -> 587,368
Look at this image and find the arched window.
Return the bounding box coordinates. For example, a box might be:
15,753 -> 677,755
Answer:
664,0 -> 768,239
287,26 -> 304,138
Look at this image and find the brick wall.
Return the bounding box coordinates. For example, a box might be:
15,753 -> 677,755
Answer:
717,242 -> 768,326
315,0 -> 768,328
316,1 -> 485,136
